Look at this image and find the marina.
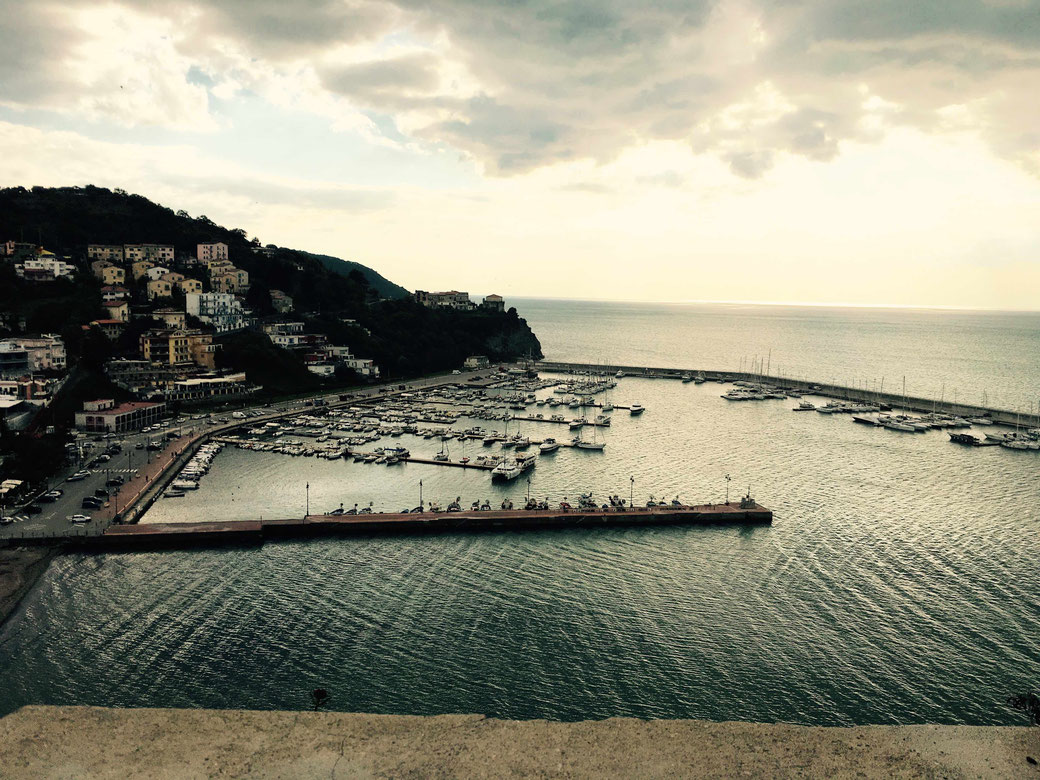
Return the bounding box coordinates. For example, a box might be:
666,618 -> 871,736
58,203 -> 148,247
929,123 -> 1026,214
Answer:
3,302 -> 1040,728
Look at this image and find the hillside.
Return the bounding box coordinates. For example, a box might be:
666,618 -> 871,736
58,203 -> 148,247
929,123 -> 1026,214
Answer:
305,252 -> 409,299
0,185 -> 542,397
0,185 -> 409,299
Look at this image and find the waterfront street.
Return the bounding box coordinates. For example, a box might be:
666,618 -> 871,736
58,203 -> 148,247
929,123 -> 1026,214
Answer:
0,369 -> 489,541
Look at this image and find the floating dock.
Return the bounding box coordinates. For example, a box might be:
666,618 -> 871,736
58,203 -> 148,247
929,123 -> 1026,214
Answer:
90,502 -> 772,549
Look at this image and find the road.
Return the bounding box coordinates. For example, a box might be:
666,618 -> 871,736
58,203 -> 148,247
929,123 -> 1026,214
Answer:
0,368 -> 497,541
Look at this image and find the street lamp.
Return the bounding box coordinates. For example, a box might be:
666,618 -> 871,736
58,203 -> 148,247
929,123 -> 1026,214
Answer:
305,482 -> 310,518
725,473 -> 731,505
419,479 -> 423,509
630,475 -> 634,507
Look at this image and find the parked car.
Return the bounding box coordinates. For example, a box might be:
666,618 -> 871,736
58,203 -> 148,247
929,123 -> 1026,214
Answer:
37,493 -> 57,503
25,504 -> 42,515
82,498 -> 102,510
105,476 -> 124,487
0,515 -> 12,525
94,488 -> 109,498
69,514 -> 92,524
67,470 -> 90,481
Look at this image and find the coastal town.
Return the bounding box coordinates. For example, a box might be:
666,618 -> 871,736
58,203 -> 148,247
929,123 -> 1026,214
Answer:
0,227 -> 515,521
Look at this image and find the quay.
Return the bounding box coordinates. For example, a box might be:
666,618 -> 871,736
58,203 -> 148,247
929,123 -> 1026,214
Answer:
90,502 -> 772,549
537,361 -> 1040,428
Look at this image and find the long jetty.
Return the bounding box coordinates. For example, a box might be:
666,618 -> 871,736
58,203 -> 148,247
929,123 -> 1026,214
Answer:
537,361 -> 1040,428
90,503 -> 772,549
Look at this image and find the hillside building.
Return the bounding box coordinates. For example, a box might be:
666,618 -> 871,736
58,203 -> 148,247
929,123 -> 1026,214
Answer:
87,244 -> 125,263
75,398 -> 165,433
124,244 -> 174,264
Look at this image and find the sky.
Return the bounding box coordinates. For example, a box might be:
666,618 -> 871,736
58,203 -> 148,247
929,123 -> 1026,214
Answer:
1,0 -> 1039,309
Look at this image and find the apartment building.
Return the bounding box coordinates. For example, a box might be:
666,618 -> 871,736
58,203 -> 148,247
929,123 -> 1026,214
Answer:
91,260 -> 125,285
124,244 -> 174,263
75,398 -> 165,433
87,244 -> 125,263
185,292 -> 250,333
197,242 -> 228,263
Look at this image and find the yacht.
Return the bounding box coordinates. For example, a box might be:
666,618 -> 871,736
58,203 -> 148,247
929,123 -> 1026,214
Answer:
539,437 -> 560,453
629,404 -> 645,414
615,370 -> 624,378
793,401 -> 816,411
571,437 -> 606,450
491,458 -> 523,481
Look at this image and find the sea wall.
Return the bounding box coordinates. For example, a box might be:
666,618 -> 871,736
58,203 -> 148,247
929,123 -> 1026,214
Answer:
0,706 -> 1037,778
537,361 -> 1040,427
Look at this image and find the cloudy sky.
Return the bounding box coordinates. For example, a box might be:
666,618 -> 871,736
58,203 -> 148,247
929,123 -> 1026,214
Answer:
2,0 -> 1039,308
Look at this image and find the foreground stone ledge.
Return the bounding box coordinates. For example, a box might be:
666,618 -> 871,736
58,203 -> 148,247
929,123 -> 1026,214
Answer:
0,706 -> 1037,778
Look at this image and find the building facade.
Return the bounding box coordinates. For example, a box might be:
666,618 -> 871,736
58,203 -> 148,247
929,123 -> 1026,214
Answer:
75,399 -> 165,433
415,290 -> 475,309
197,242 -> 228,263
185,292 -> 250,332
87,244 -> 125,263
124,244 -> 174,263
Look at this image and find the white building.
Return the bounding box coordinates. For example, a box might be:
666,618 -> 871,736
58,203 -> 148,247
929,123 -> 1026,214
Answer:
16,255 -> 76,281
185,292 -> 250,333
0,335 -> 66,372
144,266 -> 171,282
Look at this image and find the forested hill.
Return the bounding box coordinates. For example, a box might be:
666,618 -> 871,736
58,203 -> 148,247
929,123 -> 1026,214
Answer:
0,185 -> 542,389
0,185 -> 408,299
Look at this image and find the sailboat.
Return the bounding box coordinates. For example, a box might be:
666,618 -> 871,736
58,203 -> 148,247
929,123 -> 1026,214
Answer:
572,399 -> 605,450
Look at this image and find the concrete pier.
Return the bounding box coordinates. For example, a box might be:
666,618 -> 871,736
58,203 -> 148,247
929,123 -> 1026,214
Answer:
91,503 -> 772,549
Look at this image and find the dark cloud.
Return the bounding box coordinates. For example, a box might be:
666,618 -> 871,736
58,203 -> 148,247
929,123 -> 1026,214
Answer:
3,0 -> 1039,178
320,53 -> 440,99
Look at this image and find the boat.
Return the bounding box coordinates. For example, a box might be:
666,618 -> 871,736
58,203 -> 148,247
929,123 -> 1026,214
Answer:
516,453 -> 537,472
681,373 -> 693,383
539,437 -> 559,453
491,458 -> 523,481
615,370 -> 624,378
852,415 -> 879,426
571,437 -> 605,450
171,480 -> 199,490
793,402 -> 815,411
629,404 -> 644,414
949,432 -> 981,446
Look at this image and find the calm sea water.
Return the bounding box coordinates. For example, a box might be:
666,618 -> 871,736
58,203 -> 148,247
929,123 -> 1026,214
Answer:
2,301 -> 1039,724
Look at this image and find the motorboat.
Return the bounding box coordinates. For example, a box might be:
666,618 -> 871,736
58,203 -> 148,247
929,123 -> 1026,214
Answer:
629,404 -> 645,414
539,438 -> 559,453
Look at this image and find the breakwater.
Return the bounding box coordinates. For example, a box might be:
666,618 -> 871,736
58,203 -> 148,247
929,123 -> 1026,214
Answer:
536,361 -> 1040,427
91,502 -> 771,549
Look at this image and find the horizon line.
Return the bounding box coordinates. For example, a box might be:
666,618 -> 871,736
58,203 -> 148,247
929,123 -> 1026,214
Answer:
501,295 -> 1040,313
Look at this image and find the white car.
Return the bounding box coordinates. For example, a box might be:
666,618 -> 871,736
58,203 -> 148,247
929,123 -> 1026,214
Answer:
69,514 -> 92,524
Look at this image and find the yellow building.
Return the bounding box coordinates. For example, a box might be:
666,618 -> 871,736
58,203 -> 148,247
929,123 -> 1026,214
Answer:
178,278 -> 203,295
91,261 -> 125,286
147,278 -> 174,300
140,330 -> 190,365
132,260 -> 155,280
154,308 -> 186,329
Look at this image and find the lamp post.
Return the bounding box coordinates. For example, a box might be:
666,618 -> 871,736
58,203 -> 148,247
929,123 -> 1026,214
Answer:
725,473 -> 731,505
305,482 -> 310,518
419,479 -> 423,509
629,475 -> 634,507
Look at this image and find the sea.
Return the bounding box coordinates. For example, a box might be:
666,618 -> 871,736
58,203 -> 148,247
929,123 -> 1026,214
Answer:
2,300 -> 1039,724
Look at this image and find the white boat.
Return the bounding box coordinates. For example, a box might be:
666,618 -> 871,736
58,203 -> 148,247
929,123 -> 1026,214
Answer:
629,404 -> 644,414
491,458 -> 523,481
171,480 -> 199,490
539,437 -> 559,453
571,437 -> 606,450
615,370 -> 624,378
793,402 -> 816,411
